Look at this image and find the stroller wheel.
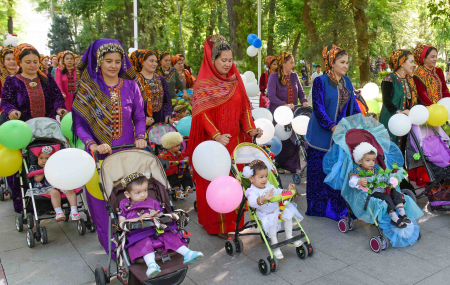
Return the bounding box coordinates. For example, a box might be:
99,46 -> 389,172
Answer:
40,227 -> 48,245
26,213 -> 34,229
348,219 -> 354,231
89,223 -> 96,233
94,266 -> 107,285
64,208 -> 70,222
172,193 -> 178,202
296,244 -> 309,259
379,235 -> 390,250
235,238 -> 244,253
293,174 -> 301,185
338,219 -> 349,233
268,256 -> 279,272
26,229 -> 35,248
16,215 -> 23,232
369,236 -> 382,253
225,240 -> 236,256
77,219 -> 86,235
258,259 -> 271,276
306,242 -> 314,257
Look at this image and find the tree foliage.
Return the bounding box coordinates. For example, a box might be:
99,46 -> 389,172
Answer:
47,15 -> 74,54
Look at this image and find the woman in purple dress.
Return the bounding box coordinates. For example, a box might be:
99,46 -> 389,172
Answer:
0,44 -> 67,213
267,51 -> 309,173
71,38 -> 147,252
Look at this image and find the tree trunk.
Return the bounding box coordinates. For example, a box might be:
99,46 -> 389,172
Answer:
267,0 -> 276,56
351,0 -> 370,85
7,0 -> 13,34
207,1 -> 217,36
292,31 -> 301,59
226,0 -> 243,60
302,0 -> 323,66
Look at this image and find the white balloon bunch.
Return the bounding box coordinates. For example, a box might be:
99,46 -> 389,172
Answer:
4,34 -> 19,47
242,71 -> 259,97
362,82 -> 379,100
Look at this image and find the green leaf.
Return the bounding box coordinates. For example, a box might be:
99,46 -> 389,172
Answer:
378,168 -> 385,175
392,163 -> 398,169
359,169 -> 366,177
366,171 -> 374,176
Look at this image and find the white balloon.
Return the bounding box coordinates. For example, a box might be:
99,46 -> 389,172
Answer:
255,118 -> 275,144
247,46 -> 259,57
409,105 -> 429,125
240,74 -> 247,84
438,98 -> 450,120
291,115 -> 310,135
362,82 -> 379,100
44,149 -> 95,191
243,71 -> 256,82
128,47 -> 137,54
192,141 -> 231,181
245,82 -> 259,97
252,108 -> 273,122
274,106 -> 294,125
274,124 -> 292,141
388,114 -> 412,137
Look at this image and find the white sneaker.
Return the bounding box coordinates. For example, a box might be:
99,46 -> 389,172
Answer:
287,239 -> 303,247
273,248 -> 284,259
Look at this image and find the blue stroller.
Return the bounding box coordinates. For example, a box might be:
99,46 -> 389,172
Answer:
323,114 -> 424,252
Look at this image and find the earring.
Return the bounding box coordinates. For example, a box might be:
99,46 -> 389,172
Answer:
401,67 -> 404,73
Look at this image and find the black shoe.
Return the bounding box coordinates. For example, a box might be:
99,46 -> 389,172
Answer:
399,215 -> 411,224
390,219 -> 407,229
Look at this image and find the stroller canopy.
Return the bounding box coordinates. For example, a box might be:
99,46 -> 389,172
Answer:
26,117 -> 69,147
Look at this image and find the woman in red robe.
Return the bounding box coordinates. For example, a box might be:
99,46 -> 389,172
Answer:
187,35 -> 262,238
259,55 -> 277,108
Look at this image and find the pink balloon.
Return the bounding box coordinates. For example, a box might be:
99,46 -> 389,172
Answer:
206,176 -> 243,214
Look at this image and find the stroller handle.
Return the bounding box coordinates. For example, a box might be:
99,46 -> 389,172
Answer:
92,144 -> 136,162
267,190 -> 296,203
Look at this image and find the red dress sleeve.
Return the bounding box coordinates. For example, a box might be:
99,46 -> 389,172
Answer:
203,113 -> 220,139
413,76 -> 433,106
239,106 -> 256,134
436,68 -> 450,98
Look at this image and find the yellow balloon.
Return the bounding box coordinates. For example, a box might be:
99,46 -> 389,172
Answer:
427,104 -> 448,127
0,147 -> 22,176
85,160 -> 104,200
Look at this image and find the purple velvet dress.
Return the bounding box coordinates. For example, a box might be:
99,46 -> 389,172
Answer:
0,74 -> 66,213
119,198 -> 187,263
267,72 -> 307,172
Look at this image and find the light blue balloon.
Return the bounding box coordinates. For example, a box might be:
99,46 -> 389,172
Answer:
252,38 -> 262,48
265,136 -> 282,156
247,34 -> 258,45
176,116 -> 192,137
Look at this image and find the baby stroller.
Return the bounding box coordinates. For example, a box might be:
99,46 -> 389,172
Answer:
15,117 -> 93,248
0,176 -> 10,201
323,114 -> 423,252
92,145 -> 190,285
292,106 -> 312,185
406,124 -> 450,211
225,142 -> 313,275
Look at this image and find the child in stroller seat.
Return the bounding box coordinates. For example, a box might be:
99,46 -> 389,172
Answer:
349,142 -> 410,228
28,146 -> 80,221
118,172 -> 203,278
243,159 -> 304,260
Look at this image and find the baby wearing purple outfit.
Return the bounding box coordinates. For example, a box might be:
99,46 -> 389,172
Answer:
118,172 -> 204,278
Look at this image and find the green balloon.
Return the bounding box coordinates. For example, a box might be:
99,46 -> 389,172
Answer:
0,120 -> 32,149
366,99 -> 380,114
60,112 -> 73,140
70,138 -> 85,150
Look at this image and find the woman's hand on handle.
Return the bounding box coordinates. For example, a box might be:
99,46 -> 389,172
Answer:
249,128 -> 263,138
8,110 -> 21,120
287,104 -> 295,110
331,126 -> 337,132
135,139 -> 147,149
402,109 -> 410,116
215,134 -> 231,146
146,117 -> 155,126
89,144 -> 112,154
302,102 -> 309,107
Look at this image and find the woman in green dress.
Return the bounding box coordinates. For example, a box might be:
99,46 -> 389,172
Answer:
156,50 -> 189,99
379,49 -> 417,145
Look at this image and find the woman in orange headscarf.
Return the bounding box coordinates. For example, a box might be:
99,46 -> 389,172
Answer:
186,35 -> 262,238
259,55 -> 277,108
413,44 -> 450,105
171,54 -> 196,90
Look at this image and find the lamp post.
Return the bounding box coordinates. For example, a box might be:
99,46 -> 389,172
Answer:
257,0 -> 261,81
134,0 -> 138,49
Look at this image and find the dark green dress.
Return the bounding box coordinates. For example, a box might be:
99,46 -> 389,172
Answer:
379,73 -> 414,144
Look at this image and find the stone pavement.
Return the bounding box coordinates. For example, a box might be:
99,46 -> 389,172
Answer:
1,173 -> 450,285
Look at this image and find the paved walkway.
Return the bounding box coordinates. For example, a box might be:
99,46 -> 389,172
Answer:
1,174 -> 449,285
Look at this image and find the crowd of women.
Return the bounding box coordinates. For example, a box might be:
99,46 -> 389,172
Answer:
0,35 -> 447,240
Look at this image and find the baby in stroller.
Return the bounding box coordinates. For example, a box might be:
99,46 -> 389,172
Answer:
118,172 -> 203,278
349,142 -> 409,228
157,132 -> 193,199
28,146 -> 80,221
244,159 -> 304,260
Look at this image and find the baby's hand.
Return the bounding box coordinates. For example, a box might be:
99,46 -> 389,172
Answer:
358,178 -> 368,187
288,184 -> 296,191
139,213 -> 153,220
262,188 -> 275,202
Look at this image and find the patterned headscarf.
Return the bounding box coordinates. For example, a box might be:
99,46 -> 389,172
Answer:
414,44 -> 433,66
56,51 -> 64,67
130,49 -> 154,73
322,45 -> 345,73
38,146 -> 56,157
121,172 -> 146,189
13,43 -> 47,78
156,50 -> 170,63
276,51 -> 292,86
388,49 -> 410,71
39,54 -> 49,72
388,49 -> 418,106
171,54 -> 183,67
0,47 -> 14,64
0,47 -> 15,85
50,54 -> 56,60
209,34 -> 231,61
265,55 -> 276,74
